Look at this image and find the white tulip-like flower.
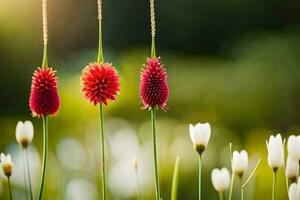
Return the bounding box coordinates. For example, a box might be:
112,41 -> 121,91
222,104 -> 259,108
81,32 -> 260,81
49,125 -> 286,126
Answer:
232,150 -> 248,177
266,134 -> 284,171
16,121 -> 34,148
286,155 -> 299,182
288,135 -> 300,162
288,182 -> 300,200
0,153 -> 13,177
211,167 -> 231,192
189,122 -> 211,155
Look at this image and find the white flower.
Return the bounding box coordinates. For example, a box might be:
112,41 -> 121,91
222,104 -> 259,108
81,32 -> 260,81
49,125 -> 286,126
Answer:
266,134 -> 284,170
288,135 -> 300,161
288,181 -> 300,200
16,121 -> 34,148
211,167 -> 230,192
232,150 -> 248,177
286,155 -> 299,182
0,153 -> 13,177
189,122 -> 211,154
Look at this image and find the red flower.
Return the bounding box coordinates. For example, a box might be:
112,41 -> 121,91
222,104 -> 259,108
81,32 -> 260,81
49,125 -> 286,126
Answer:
29,67 -> 60,117
81,62 -> 120,105
140,57 -> 169,110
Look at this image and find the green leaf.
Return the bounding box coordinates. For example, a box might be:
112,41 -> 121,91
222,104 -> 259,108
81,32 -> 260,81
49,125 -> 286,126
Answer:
171,156 -> 180,200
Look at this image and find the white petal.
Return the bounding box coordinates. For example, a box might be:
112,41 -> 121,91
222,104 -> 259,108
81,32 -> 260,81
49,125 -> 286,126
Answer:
24,121 -> 34,141
286,155 -> 299,180
289,183 -> 298,200
189,124 -> 195,144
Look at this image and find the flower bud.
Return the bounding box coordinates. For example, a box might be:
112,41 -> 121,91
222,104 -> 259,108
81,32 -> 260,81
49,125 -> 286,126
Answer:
286,155 -> 299,183
211,167 -> 230,192
189,123 -> 211,156
232,150 -> 248,178
288,182 -> 300,200
288,135 -> 300,162
16,121 -> 34,149
266,134 -> 284,171
0,153 -> 13,177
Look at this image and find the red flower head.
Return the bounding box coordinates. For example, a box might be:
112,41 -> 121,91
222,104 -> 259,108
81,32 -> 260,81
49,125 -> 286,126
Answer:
29,67 -> 60,117
81,62 -> 120,105
140,57 -> 169,110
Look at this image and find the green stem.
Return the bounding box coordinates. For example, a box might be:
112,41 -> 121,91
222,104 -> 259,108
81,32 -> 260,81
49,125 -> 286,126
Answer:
22,150 -> 29,200
99,104 -> 106,200
41,44 -> 48,69
241,187 -> 244,200
151,36 -> 156,58
272,171 -> 276,200
229,143 -> 234,200
151,108 -> 161,200
8,177 -> 13,200
198,155 -> 202,200
97,20 -> 104,63
38,116 -> 48,200
219,192 -> 224,200
229,173 -> 235,200
171,157 -> 180,200
26,149 -> 34,200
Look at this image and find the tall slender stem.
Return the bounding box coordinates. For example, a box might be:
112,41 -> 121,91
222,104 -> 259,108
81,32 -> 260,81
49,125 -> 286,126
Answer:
229,143 -> 234,200
241,187 -> 244,200
150,0 -> 156,58
22,149 -> 29,200
99,103 -> 106,200
219,192 -> 224,200
198,155 -> 202,200
26,149 -> 34,200
272,171 -> 276,200
39,116 -> 48,200
8,177 -> 13,200
41,0 -> 48,69
97,0 -> 104,63
229,173 -> 235,200
151,108 -> 161,200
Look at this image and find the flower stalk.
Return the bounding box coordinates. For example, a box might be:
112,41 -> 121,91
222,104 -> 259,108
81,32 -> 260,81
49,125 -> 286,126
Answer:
99,103 -> 107,200
151,108 -> 161,200
8,177 -> 13,200
272,170 -> 276,200
22,150 -> 29,200
228,143 -> 234,200
39,116 -> 48,200
198,155 -> 202,200
218,192 -> 224,200
25,150 -> 34,200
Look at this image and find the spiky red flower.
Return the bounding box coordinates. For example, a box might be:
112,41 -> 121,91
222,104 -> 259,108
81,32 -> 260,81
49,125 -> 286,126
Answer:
29,67 -> 60,117
140,57 -> 169,110
81,62 -> 120,105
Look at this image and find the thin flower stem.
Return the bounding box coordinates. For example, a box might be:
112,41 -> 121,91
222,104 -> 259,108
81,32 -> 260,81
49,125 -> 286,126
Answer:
150,0 -> 156,58
219,192 -> 224,200
151,37 -> 156,58
25,149 -> 34,200
241,187 -> 244,200
22,149 -> 29,200
8,177 -> 13,200
97,20 -> 104,63
241,158 -> 261,189
99,103 -> 107,200
198,155 -> 202,200
229,142 -> 234,200
39,116 -> 48,200
41,0 -> 48,69
272,171 -> 276,200
151,108 -> 161,200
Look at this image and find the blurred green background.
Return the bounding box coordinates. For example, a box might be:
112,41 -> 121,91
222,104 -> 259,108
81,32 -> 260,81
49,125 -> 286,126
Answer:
1,0 -> 300,199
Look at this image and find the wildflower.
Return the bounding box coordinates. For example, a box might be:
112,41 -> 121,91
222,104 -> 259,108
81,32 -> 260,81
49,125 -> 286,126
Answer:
266,134 -> 284,171
232,150 -> 248,178
0,153 -> 13,177
140,57 -> 169,110
16,121 -> 34,149
287,135 -> 300,162
29,67 -> 60,117
81,62 -> 120,105
189,123 -> 211,156
211,168 -> 231,192
285,155 -> 299,182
